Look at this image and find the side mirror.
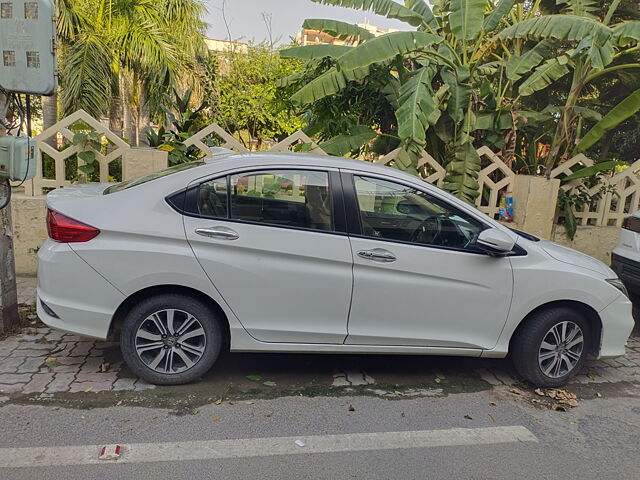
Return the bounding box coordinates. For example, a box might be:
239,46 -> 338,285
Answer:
476,228 -> 516,256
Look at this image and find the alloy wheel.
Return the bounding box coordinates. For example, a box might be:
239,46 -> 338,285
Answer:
538,321 -> 584,378
134,309 -> 207,374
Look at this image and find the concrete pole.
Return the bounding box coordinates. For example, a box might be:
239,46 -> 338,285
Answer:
0,95 -> 19,332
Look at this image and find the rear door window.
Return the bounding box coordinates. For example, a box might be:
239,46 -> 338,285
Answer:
228,170 -> 333,232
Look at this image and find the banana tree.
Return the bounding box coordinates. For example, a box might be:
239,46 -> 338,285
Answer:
280,0 -> 551,204
498,0 -> 640,172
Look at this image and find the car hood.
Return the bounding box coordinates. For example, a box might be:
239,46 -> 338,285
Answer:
539,240 -> 615,277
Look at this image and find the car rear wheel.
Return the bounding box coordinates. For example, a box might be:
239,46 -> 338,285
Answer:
511,307 -> 591,387
120,294 -> 222,385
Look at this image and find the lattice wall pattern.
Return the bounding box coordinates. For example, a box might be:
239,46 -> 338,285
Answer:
28,110 -> 129,196
27,111 -> 640,228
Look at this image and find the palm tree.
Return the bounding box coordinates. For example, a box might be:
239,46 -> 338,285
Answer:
54,0 -> 208,144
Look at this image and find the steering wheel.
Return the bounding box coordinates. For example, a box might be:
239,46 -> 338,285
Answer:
462,230 -> 480,250
410,215 -> 443,245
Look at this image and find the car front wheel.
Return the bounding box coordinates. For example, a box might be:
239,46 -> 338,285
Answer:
120,294 -> 222,385
511,307 -> 591,387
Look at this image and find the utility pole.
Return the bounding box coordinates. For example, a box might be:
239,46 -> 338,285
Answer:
0,94 -> 18,332
0,0 -> 57,332
0,186 -> 18,332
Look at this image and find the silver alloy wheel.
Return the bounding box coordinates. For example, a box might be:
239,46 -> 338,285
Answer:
135,309 -> 207,374
538,321 -> 584,378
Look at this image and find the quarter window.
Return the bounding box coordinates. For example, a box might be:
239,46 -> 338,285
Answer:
353,176 -> 484,250
228,170 -> 333,231
198,177 -> 228,218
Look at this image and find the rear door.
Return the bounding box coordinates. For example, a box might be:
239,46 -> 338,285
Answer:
183,168 -> 353,344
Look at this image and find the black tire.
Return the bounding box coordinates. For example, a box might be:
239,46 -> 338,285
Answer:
120,294 -> 222,385
511,307 -> 592,387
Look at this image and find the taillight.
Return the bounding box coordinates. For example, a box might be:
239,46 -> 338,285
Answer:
622,216 -> 640,233
47,209 -> 100,243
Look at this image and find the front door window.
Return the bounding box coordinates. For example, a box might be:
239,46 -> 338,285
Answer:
353,176 -> 484,251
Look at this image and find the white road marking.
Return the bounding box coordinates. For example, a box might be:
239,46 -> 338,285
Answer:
0,426 -> 537,468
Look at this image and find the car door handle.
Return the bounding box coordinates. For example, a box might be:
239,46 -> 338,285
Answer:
357,248 -> 396,262
195,226 -> 239,240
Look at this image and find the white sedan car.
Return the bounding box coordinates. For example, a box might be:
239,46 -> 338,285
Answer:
37,152 -> 634,386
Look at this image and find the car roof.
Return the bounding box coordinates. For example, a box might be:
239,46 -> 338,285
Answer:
202,151 -> 419,183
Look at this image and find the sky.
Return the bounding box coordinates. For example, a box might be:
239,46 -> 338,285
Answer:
204,0 -> 410,44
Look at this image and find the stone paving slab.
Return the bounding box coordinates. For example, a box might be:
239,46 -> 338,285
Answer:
0,326 -> 154,395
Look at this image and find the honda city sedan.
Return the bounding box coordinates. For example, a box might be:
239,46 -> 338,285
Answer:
37,152 -> 635,386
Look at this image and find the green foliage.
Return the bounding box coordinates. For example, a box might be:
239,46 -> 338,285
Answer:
498,15 -> 612,44
518,56 -> 571,96
319,125 -> 377,155
60,34 -> 112,117
483,0 -> 516,32
562,0 -> 600,19
309,0 -> 426,27
558,181 -> 617,240
613,21 -> 640,45
281,0 -> 640,205
280,45 -> 353,60
506,41 -> 553,81
337,32 -> 441,71
147,89 -> 207,165
405,0 -> 437,29
561,161 -> 626,181
302,19 -> 375,42
56,0 -> 208,118
290,65 -> 372,106
577,88 -> 640,151
396,67 -> 436,160
215,42 -> 306,147
443,143 -> 481,204
72,130 -> 103,177
449,0 -> 486,41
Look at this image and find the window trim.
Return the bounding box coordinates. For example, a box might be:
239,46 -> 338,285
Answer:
169,167 -> 348,236
340,171 -> 522,256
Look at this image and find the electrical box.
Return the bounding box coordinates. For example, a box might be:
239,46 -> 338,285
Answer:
0,136 -> 38,181
0,0 -> 57,95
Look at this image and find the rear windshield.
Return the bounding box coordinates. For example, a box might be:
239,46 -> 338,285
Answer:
104,161 -> 206,194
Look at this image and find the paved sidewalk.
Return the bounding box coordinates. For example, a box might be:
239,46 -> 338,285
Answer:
0,329 -> 155,394
16,276 -> 36,305
1,324 -> 638,397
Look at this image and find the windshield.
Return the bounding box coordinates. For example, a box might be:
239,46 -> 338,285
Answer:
104,161 -> 206,194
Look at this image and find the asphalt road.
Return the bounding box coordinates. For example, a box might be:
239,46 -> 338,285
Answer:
1,352 -> 640,480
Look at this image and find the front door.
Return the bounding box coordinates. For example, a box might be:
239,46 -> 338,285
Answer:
344,173 -> 513,350
184,168 -> 353,344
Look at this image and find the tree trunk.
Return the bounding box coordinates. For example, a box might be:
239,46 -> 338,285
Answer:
109,88 -> 124,138
41,92 -> 58,147
546,63 -> 589,174
138,85 -> 150,147
599,130 -> 616,160
41,93 -> 58,130
124,101 -> 136,146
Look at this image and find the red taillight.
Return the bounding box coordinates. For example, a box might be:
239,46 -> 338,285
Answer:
622,216 -> 640,233
47,209 -> 100,243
